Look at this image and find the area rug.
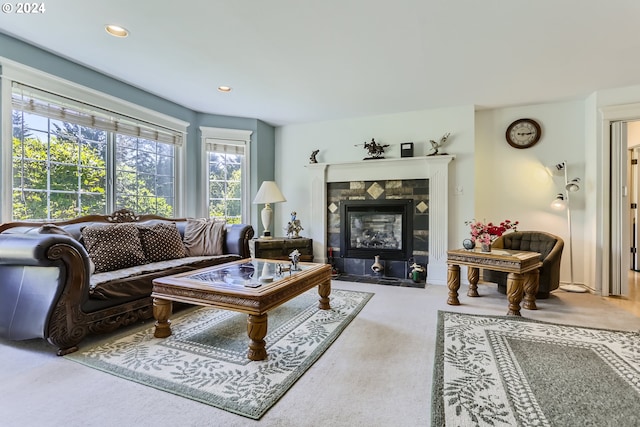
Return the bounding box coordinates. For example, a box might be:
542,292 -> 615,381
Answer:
432,311 -> 640,427
65,288 -> 373,420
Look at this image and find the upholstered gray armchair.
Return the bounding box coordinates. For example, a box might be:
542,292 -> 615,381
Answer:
483,231 -> 564,299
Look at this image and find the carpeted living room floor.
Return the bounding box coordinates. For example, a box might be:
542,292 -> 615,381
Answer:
1,280 -> 639,427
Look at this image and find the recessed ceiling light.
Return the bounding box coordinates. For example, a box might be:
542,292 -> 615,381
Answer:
217,86 -> 232,93
105,24 -> 129,38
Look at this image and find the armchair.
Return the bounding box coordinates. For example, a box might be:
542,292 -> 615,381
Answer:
483,231 -> 564,299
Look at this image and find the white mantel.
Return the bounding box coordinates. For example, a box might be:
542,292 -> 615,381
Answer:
307,155 -> 455,285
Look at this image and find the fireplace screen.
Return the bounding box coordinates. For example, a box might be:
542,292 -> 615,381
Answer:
349,212 -> 402,250
340,199 -> 413,260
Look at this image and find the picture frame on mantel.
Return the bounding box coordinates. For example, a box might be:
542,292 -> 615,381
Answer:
401,142 -> 414,157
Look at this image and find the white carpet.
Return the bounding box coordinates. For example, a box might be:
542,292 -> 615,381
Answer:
1,281 -> 639,427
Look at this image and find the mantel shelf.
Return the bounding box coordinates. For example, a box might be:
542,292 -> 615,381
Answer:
306,154 -> 455,170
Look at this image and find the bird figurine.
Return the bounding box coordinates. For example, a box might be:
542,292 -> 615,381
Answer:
428,132 -> 451,156
309,149 -> 319,163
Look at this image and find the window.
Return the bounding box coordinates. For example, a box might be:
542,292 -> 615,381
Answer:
9,82 -> 183,221
201,127 -> 252,224
12,109 -> 107,220
115,135 -> 175,216
208,148 -> 242,223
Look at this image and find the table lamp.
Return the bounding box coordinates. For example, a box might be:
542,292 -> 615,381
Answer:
253,181 -> 286,239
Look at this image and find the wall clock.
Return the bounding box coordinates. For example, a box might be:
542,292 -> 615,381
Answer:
505,118 -> 541,149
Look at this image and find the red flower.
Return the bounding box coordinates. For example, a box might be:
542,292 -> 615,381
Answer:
465,219 -> 518,245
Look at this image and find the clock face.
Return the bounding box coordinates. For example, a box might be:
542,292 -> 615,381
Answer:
506,119 -> 541,149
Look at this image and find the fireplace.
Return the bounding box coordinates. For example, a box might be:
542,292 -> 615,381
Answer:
340,199 -> 413,261
306,155 -> 454,285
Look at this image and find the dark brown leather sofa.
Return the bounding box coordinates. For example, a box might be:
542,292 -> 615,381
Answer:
0,210 -> 254,355
483,231 -> 564,298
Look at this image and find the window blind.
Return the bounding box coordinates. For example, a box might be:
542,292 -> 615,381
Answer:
205,139 -> 245,155
11,82 -> 184,146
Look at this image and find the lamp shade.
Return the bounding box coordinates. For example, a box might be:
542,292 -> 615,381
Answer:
565,178 -> 581,192
253,181 -> 286,204
550,193 -> 567,210
545,161 -> 566,177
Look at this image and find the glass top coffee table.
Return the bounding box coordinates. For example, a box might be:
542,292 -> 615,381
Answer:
151,258 -> 332,361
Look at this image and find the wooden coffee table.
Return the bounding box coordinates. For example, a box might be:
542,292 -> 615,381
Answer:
151,258 -> 331,361
447,248 -> 542,316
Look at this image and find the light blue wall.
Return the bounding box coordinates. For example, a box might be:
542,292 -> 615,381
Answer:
0,32 -> 275,220
196,113 -> 276,229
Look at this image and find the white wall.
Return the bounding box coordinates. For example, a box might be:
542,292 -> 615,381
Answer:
475,100 -> 587,286
274,101 -> 588,286
274,105 -> 475,259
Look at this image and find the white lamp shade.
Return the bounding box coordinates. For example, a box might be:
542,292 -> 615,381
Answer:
550,193 -> 567,210
545,161 -> 566,177
253,181 -> 286,239
253,181 -> 286,204
565,178 -> 581,192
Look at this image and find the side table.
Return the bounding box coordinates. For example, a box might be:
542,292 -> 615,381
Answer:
447,248 -> 542,316
249,237 -> 313,262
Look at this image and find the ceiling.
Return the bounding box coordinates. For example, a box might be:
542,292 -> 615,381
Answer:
1,0 -> 640,127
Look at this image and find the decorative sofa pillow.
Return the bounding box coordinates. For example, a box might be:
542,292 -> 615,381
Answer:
81,223 -> 147,273
183,218 -> 226,256
137,222 -> 187,262
39,224 -> 96,274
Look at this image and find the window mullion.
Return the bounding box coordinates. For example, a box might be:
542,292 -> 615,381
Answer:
106,131 -> 116,213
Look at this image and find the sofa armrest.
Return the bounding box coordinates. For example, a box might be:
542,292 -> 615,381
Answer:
0,234 -> 91,347
224,224 -> 255,258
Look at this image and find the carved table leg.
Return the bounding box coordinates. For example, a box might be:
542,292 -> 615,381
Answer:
318,279 -> 331,310
447,264 -> 461,305
506,273 -> 524,316
523,270 -> 540,310
247,313 -> 268,361
153,298 -> 173,338
467,267 -> 480,297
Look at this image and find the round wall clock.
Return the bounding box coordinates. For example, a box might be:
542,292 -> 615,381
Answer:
505,118 -> 541,149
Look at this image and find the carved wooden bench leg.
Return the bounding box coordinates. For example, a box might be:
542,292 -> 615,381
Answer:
467,267 -> 480,297
247,313 -> 268,361
447,264 -> 461,305
153,297 -> 173,338
523,270 -> 540,310
506,273 -> 524,316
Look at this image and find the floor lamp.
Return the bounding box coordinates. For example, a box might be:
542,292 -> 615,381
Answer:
549,161 -> 587,293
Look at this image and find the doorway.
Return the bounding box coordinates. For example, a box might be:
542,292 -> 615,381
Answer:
610,119 -> 640,297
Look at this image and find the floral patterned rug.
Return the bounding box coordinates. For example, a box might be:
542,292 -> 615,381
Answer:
65,288 -> 373,419
432,311 -> 640,427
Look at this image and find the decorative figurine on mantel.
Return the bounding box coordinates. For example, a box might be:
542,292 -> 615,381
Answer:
428,132 -> 451,156
309,149 -> 320,164
285,211 -> 303,238
356,138 -> 390,160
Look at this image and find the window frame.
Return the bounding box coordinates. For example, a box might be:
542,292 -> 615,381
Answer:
200,126 -> 252,223
1,62 -> 188,222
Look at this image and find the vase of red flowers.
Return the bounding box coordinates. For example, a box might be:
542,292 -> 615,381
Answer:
466,219 -> 519,252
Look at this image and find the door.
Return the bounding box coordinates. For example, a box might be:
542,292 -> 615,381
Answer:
630,147 -> 640,271
610,121 -> 630,296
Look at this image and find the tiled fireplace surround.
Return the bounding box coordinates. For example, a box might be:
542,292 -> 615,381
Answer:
327,179 -> 428,279
307,156 -> 454,285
